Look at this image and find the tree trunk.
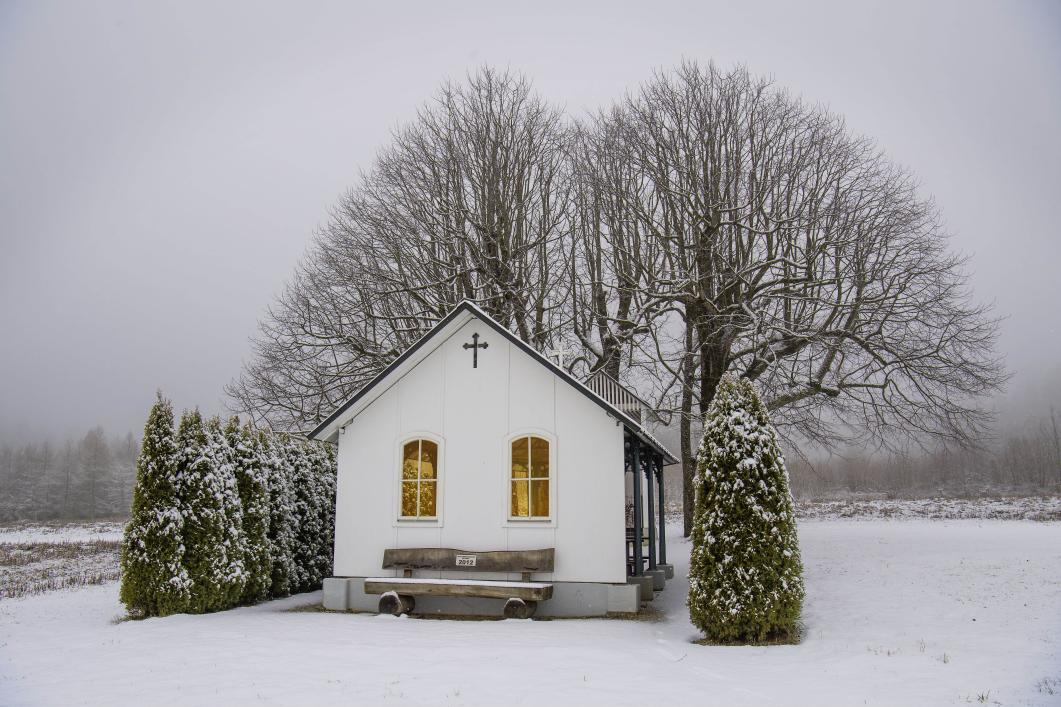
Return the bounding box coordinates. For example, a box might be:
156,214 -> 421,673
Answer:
681,324 -> 696,538
1051,408 -> 1061,486
695,314 -> 729,418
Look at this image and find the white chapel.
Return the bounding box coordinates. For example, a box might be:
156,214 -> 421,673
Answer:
313,301 -> 676,617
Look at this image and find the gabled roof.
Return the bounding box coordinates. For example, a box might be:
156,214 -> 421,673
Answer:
308,300 -> 677,463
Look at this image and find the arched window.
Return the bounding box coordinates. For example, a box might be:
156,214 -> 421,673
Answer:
510,435 -> 550,518
400,439 -> 438,518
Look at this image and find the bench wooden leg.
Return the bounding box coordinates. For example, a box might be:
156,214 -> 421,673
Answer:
379,591 -> 414,616
503,598 -> 536,619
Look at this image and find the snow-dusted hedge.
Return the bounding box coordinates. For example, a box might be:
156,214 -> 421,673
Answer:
119,394 -> 190,616
120,394 -> 336,618
688,375 -> 804,642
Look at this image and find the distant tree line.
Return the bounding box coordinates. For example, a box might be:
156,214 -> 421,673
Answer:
0,428 -> 139,522
789,410 -> 1061,499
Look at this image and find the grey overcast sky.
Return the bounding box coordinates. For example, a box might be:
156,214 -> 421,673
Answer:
1,0 -> 1059,443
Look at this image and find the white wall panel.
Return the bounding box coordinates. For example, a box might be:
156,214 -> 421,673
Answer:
333,386 -> 398,577
508,340 -> 555,432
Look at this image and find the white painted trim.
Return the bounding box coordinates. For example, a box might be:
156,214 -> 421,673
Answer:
502,428 -> 558,528
392,431 -> 445,528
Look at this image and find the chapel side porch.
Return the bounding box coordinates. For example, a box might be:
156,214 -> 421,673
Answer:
624,430 -> 673,601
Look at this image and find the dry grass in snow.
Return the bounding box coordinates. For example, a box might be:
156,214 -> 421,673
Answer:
795,496 -> 1061,521
0,540 -> 121,599
0,520 -> 124,600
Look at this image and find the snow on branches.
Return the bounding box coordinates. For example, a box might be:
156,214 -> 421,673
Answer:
120,394 -> 336,618
688,375 -> 804,642
120,392 -> 191,618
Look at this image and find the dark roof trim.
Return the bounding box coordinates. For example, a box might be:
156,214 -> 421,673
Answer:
308,303 -> 472,441
309,301 -> 677,463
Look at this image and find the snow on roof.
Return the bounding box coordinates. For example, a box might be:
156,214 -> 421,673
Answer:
308,300 -> 677,463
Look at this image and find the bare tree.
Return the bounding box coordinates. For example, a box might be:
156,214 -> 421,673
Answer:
229,63 -> 1004,537
228,67 -> 573,429
579,62 -> 1005,533
57,441 -> 77,519
78,427 -> 112,519
112,431 -> 139,514
566,119 -> 661,378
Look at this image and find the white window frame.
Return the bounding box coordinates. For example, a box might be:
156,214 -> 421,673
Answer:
504,429 -> 557,525
394,433 -> 444,525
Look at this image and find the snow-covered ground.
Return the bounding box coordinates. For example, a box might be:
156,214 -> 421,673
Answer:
0,540 -> 121,599
0,522 -> 125,600
1,520 -> 1059,706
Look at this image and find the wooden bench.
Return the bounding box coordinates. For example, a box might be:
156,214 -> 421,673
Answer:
364,547 -> 555,619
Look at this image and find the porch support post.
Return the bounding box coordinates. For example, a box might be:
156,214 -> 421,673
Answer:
631,438 -> 644,576
623,437 -> 632,577
656,453 -> 668,565
645,446 -> 657,571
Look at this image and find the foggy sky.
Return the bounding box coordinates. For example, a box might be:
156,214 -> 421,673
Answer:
2,0 -> 1060,443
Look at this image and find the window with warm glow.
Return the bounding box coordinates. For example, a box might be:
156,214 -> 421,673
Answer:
510,435 -> 549,518
400,439 -> 438,518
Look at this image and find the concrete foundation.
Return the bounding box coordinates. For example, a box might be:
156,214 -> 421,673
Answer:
658,563 -> 675,580
626,574 -> 655,602
322,577 -> 640,617
322,577 -> 349,611
605,583 -> 639,613
647,568 -> 666,591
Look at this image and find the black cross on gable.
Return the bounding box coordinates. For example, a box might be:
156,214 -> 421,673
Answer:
462,332 -> 488,368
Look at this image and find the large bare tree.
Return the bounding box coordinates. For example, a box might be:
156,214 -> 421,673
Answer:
566,120 -> 660,378
231,63 -> 1004,538
579,62 -> 1005,533
228,68 -> 573,429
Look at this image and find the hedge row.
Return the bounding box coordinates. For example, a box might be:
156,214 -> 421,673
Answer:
120,393 -> 335,618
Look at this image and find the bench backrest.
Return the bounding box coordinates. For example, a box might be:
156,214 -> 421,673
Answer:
382,547 -> 555,574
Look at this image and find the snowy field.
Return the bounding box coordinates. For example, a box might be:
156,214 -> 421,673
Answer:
0,521 -> 125,600
1,519 -> 1060,706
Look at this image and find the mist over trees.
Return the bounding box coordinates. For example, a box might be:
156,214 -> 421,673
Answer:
789,408 -> 1061,499
0,427 -> 138,522
228,63 -> 1007,532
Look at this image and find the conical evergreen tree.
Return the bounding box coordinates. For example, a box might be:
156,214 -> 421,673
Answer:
226,417 -> 272,604
285,437 -> 338,593
177,410 -> 247,612
287,437 -> 323,593
688,375 -> 804,642
311,441 -> 337,586
263,431 -> 297,598
120,393 -> 191,617
209,416 -> 250,607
